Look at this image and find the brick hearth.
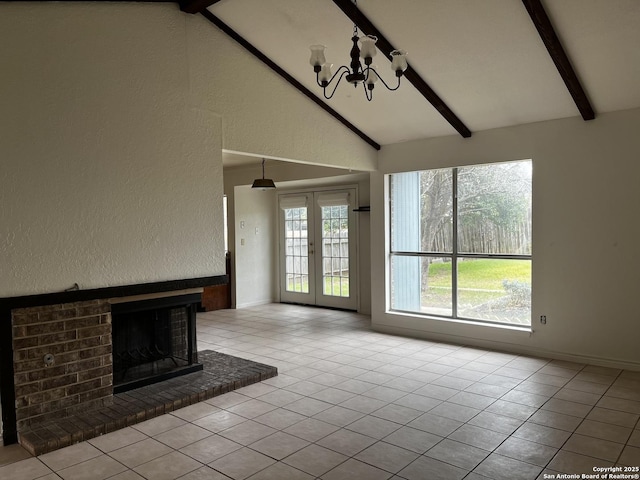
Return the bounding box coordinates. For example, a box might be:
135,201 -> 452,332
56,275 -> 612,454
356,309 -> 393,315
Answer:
17,350 -> 277,455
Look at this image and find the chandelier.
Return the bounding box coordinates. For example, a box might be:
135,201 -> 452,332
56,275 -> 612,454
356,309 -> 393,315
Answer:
309,7 -> 407,101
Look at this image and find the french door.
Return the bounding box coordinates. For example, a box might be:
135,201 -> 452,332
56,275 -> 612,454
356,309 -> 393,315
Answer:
279,188 -> 357,310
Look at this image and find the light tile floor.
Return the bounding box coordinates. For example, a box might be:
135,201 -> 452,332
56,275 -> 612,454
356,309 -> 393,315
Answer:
1,304 -> 640,480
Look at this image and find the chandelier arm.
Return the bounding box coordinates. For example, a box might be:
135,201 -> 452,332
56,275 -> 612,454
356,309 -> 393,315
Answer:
323,69 -> 350,99
316,65 -> 351,89
363,80 -> 373,102
366,66 -> 402,91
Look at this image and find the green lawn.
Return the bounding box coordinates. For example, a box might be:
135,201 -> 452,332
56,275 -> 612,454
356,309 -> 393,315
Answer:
423,259 -> 531,314
287,276 -> 349,297
324,276 -> 349,297
428,258 -> 530,290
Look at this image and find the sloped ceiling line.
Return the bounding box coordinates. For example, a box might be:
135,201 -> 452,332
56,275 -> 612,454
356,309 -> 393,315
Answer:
199,9 -> 381,150
522,0 -> 595,121
332,0 -> 472,139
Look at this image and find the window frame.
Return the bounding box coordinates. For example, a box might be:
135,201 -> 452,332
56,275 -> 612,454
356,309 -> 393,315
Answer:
388,162 -> 532,326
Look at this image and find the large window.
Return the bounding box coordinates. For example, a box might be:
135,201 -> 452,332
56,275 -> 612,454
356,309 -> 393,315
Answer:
389,160 -> 532,326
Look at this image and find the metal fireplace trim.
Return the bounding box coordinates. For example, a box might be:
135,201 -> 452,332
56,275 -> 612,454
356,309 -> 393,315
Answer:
110,292 -> 202,315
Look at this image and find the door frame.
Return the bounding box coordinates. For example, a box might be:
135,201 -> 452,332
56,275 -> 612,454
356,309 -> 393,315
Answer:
278,185 -> 359,311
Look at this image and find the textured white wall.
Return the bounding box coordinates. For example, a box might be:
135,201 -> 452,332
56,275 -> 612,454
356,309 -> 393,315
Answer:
372,108 -> 640,368
233,185 -> 277,308
184,14 -> 377,171
0,3 -> 225,296
0,3 -> 376,298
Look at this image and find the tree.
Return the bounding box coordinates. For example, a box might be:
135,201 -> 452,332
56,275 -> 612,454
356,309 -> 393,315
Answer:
456,162 -> 531,254
417,162 -> 532,292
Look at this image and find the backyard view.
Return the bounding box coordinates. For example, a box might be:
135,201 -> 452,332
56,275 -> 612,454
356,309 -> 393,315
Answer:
320,205 -> 350,298
390,160 -> 532,326
284,204 -> 350,298
287,276 -> 349,297
283,206 -> 309,294
425,258 -> 531,325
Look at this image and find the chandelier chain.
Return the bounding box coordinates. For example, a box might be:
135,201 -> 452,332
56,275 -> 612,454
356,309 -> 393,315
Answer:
352,0 -> 358,36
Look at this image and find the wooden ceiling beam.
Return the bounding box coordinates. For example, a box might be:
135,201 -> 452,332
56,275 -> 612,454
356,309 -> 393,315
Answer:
332,0 -> 472,138
180,0 -> 221,14
200,10 -> 380,150
522,0 -> 595,120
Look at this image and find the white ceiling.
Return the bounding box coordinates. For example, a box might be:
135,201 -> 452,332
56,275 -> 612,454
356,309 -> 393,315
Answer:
210,0 -> 640,147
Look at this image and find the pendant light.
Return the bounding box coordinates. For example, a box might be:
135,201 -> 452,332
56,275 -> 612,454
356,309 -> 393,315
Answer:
251,158 -> 276,190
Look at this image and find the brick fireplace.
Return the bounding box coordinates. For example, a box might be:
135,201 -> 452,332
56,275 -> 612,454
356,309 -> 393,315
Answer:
9,291 -> 203,433
0,276 -> 228,446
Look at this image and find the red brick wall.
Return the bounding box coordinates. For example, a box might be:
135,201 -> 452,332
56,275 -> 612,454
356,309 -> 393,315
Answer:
12,300 -> 113,429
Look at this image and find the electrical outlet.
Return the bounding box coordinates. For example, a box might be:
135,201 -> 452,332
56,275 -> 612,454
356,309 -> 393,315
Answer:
540,315 -> 547,324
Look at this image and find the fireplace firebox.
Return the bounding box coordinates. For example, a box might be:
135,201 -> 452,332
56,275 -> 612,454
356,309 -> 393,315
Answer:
111,293 -> 202,393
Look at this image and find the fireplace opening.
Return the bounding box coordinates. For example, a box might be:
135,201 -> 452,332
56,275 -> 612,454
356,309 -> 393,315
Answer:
111,293 -> 203,393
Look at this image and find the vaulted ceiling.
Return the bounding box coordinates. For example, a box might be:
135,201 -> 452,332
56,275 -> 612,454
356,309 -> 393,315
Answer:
184,0 -> 640,151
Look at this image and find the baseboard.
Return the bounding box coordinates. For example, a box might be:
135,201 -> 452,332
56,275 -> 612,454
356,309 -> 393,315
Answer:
373,323 -> 640,372
235,299 -> 276,309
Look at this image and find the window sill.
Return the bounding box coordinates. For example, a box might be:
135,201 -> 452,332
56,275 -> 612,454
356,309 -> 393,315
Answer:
388,309 -> 533,334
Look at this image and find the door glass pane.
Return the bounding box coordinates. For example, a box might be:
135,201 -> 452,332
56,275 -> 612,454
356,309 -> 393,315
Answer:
284,207 -> 309,293
321,205 -> 349,297
457,258 -> 531,325
391,256 -> 452,316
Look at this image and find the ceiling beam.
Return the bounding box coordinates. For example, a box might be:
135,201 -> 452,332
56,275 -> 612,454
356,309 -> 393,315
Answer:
179,0 -> 221,15
1,0 -> 177,2
200,10 -> 380,150
332,0 -> 472,138
522,0 -> 595,120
